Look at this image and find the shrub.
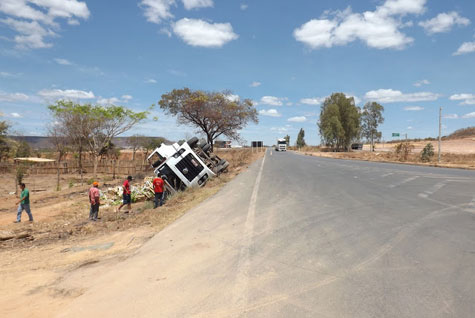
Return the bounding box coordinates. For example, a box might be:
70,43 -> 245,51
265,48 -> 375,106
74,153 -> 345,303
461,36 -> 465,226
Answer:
394,142 -> 414,161
420,143 -> 435,162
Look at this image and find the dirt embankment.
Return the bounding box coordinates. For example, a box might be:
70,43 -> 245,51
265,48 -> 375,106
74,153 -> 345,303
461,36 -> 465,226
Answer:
294,138 -> 475,169
0,148 -> 264,318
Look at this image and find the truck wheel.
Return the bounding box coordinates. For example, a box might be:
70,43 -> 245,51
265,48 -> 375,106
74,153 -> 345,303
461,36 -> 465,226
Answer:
187,137 -> 199,148
199,140 -> 207,149
202,144 -> 211,153
217,160 -> 229,173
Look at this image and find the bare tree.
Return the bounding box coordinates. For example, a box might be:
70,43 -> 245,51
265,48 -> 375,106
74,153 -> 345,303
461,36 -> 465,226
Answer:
127,134 -> 144,161
47,124 -> 69,191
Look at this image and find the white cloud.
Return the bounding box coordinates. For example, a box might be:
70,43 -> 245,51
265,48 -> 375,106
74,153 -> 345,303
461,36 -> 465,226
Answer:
97,97 -> 120,105
54,58 -> 72,65
300,97 -> 325,105
38,89 -> 95,100
121,95 -> 133,101
260,96 -> 286,106
173,18 -> 238,48
462,112 -> 475,119
182,0 -> 213,10
271,126 -> 289,133
139,0 -> 175,24
259,109 -> 281,117
225,94 -> 240,102
0,71 -> 20,77
443,114 -> 458,119
288,116 -> 307,122
240,4 -> 248,11
404,106 -> 424,111
364,89 -> 440,103
293,0 -> 426,50
413,79 -> 430,87
450,93 -> 475,105
250,81 -> 261,87
145,78 -> 158,84
453,42 -> 475,56
0,91 -> 30,102
11,112 -> 22,118
0,0 -> 90,49
419,12 -> 470,34
286,102 -> 293,106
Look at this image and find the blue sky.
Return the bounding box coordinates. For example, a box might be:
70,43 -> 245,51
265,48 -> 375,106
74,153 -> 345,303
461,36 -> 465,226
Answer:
0,0 -> 474,146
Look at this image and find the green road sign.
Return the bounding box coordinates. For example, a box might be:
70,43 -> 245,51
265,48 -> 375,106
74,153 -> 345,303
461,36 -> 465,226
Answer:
392,133 -> 400,137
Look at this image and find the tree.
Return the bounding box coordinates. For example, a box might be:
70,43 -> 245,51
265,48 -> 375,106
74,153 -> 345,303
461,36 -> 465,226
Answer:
361,102 -> 384,152
15,140 -> 31,157
0,121 -> 11,162
318,93 -> 360,151
420,143 -> 435,162
49,101 -> 149,178
48,124 -> 69,191
296,128 -> 306,148
284,135 -> 290,145
49,101 -> 93,184
127,134 -> 144,161
159,88 -> 258,151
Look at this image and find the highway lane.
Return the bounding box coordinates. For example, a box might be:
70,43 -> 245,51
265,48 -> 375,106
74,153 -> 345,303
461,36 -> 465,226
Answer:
58,149 -> 475,317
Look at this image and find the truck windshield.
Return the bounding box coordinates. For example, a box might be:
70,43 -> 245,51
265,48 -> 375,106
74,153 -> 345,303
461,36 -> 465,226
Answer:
278,141 -> 286,144
149,152 -> 165,168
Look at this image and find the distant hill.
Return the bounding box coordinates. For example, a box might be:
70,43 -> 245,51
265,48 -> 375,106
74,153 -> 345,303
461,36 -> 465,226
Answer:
9,136 -> 171,150
447,127 -> 475,139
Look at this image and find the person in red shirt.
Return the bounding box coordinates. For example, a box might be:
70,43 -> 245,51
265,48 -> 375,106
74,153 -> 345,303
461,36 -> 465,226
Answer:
88,181 -> 100,221
152,175 -> 165,208
117,176 -> 132,213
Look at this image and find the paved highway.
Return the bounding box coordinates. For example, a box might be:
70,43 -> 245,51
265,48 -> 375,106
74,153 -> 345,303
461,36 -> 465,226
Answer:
59,150 -> 475,317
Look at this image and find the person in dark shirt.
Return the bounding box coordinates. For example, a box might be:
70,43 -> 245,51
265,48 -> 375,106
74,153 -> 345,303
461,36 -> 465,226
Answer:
14,183 -> 33,223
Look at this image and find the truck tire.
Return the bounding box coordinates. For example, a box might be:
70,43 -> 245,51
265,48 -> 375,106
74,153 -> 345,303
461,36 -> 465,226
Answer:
202,144 -> 211,153
217,160 -> 229,173
187,137 -> 199,148
199,140 -> 207,149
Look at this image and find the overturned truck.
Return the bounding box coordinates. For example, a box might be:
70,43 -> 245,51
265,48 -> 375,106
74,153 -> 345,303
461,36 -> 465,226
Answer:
147,137 -> 229,192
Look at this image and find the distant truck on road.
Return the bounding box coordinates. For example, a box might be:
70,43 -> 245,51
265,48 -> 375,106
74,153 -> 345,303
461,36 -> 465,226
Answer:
275,138 -> 287,152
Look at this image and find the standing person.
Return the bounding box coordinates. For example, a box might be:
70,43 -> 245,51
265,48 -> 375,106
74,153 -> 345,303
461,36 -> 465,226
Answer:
152,175 -> 165,208
88,181 -> 100,221
117,176 -> 132,213
14,183 -> 33,223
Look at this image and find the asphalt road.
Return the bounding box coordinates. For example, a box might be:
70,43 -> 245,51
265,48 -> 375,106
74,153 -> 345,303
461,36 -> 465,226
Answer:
59,150 -> 475,318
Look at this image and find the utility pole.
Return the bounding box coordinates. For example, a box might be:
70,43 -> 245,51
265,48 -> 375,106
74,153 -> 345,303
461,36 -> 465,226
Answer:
438,107 -> 442,163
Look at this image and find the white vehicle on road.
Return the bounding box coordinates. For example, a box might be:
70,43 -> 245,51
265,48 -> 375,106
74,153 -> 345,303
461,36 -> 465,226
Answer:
275,138 -> 287,152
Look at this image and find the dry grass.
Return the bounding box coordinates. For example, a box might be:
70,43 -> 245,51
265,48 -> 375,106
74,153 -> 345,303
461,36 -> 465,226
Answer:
0,149 -> 264,250
297,146 -> 475,169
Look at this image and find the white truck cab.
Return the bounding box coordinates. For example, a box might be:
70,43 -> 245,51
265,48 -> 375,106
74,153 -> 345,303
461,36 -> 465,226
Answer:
147,137 -> 229,192
275,138 -> 287,151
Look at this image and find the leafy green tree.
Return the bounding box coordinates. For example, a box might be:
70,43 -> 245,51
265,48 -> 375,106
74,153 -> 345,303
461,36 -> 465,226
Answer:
49,101 -> 149,178
420,143 -> 435,162
15,140 -> 31,157
159,88 -> 258,151
284,135 -> 290,145
296,128 -> 306,148
318,93 -> 360,151
0,121 -> 11,161
361,102 -> 384,152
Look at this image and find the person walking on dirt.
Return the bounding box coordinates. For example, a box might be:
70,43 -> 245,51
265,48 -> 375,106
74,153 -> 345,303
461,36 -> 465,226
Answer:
14,183 -> 33,223
117,176 -> 132,213
153,175 -> 165,208
89,181 -> 100,221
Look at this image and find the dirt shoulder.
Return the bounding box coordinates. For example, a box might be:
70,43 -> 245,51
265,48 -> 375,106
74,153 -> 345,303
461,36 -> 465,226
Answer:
0,149 -> 264,318
293,149 -> 475,170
